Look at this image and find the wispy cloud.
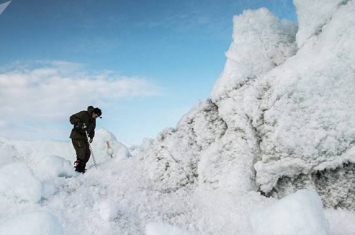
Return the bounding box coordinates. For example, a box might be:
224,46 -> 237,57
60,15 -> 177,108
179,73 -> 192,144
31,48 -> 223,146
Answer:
0,61 -> 162,140
0,1 -> 11,16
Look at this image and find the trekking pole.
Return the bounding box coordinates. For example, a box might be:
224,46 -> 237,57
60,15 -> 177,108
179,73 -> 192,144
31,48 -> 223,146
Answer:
85,130 -> 98,169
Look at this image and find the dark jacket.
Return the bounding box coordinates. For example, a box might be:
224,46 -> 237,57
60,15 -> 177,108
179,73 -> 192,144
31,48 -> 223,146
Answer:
69,106 -> 96,140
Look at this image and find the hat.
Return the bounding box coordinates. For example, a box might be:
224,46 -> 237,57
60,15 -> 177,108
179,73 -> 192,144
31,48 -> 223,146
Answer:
93,108 -> 102,118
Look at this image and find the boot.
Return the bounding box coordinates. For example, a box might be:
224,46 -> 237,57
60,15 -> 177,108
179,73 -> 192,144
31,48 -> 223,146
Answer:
74,160 -> 80,168
74,160 -> 86,173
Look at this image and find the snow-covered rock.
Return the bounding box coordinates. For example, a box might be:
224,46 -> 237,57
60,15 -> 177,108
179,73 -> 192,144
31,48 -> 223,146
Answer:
250,189 -> 331,235
252,0 -> 355,208
135,7 -> 298,195
211,7 -> 297,101
139,99 -> 227,191
134,0 -> 355,209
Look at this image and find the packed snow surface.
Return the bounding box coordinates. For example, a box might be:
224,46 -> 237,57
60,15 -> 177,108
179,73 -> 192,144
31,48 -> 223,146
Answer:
0,129 -> 354,234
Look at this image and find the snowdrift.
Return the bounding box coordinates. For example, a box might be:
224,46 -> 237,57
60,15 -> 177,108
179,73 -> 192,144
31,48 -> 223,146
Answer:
0,128 -> 129,169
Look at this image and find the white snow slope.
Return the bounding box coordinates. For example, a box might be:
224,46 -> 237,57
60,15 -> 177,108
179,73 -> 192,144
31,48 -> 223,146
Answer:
1,0 -> 355,234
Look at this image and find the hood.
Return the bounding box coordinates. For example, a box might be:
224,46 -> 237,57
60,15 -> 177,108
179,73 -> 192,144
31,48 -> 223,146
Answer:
87,106 -> 95,115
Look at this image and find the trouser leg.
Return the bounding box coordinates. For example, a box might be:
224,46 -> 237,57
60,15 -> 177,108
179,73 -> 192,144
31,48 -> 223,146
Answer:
72,139 -> 90,173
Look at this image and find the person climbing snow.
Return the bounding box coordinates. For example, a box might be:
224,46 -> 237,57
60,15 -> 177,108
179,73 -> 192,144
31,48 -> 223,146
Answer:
69,106 -> 102,173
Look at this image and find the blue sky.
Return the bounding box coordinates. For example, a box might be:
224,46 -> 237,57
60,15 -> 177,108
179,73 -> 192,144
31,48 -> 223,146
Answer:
0,0 -> 296,144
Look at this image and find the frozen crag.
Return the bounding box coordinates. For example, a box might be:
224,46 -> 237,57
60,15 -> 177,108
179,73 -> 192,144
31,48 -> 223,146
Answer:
138,99 -> 227,192
252,0 -> 355,209
136,8 -> 297,194
135,0 -> 355,209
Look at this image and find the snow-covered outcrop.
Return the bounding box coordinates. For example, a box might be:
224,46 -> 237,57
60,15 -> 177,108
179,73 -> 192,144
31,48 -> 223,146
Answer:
253,0 -> 355,209
135,0 -> 355,209
204,8 -> 297,195
139,100 -> 227,192
211,8 -> 297,101
135,8 -> 297,195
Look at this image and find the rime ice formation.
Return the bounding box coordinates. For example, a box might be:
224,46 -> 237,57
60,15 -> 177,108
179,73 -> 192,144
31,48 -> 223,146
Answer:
136,1 -> 355,209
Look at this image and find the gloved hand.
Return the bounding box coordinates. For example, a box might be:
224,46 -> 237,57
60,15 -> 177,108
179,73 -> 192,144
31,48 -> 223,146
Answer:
89,138 -> 93,143
75,122 -> 86,130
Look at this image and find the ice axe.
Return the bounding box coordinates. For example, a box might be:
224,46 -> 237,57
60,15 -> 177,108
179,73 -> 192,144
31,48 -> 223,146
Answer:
106,141 -> 114,158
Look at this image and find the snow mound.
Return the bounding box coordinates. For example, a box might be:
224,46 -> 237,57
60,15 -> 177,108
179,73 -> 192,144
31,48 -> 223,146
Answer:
146,222 -> 189,235
250,189 -> 331,235
95,128 -> 118,142
106,147 -> 114,156
34,155 -> 76,180
0,210 -> 64,235
0,162 -> 42,203
0,138 -> 73,168
0,128 -> 129,169
211,7 -> 297,101
92,129 -> 131,160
